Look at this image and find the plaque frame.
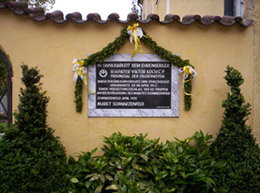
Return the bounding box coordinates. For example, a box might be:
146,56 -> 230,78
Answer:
88,54 -> 179,117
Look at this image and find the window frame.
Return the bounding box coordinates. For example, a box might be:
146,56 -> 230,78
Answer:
0,50 -> 13,127
224,0 -> 244,17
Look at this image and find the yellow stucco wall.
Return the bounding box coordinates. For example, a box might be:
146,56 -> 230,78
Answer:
252,0 -> 260,142
0,9 -> 257,156
142,0 -> 224,20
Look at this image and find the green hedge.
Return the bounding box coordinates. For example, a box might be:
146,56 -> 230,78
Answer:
66,131 -> 226,193
0,65 -> 67,193
210,66 -> 260,193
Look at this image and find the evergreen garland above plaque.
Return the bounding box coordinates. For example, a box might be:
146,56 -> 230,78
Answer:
73,24 -> 196,113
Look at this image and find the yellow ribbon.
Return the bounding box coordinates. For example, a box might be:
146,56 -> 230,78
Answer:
183,66 -> 193,77
127,23 -> 143,58
179,66 -> 197,96
74,60 -> 88,86
73,59 -> 96,94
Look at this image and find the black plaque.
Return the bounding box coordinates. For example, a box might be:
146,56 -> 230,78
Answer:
96,62 -> 171,109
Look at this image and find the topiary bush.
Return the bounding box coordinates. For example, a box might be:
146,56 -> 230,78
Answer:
66,131 -> 226,193
0,65 -> 67,193
210,66 -> 260,193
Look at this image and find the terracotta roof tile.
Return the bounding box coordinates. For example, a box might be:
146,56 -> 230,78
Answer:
5,1 -> 28,15
0,1 -> 253,27
162,14 -> 180,24
46,10 -> 65,24
87,13 -> 106,24
127,12 -> 139,21
66,12 -> 84,24
199,16 -> 220,26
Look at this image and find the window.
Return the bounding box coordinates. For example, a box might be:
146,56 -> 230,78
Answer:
224,0 -> 244,17
234,0 -> 244,17
0,50 -> 13,127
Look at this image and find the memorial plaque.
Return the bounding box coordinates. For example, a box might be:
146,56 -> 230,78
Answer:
88,54 -> 179,117
96,62 -> 171,109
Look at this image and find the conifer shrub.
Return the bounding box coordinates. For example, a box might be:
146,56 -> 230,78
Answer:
210,66 -> 260,193
0,122 -> 8,133
0,65 -> 67,193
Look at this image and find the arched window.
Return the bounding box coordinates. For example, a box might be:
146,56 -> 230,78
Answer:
0,49 -> 12,127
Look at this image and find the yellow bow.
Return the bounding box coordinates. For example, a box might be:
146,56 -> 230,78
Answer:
183,66 -> 192,77
73,60 -> 88,86
73,59 -> 96,94
127,23 -> 144,58
179,66 -> 197,96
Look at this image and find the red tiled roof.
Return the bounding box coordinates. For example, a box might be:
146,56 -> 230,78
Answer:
0,1 -> 253,27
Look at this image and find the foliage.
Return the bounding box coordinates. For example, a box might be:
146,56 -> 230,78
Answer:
0,122 -> 8,133
0,112 -> 7,120
210,66 -> 260,193
0,0 -> 55,11
141,31 -> 193,110
74,28 -> 129,113
131,0 -> 138,14
75,27 -> 194,112
0,58 -> 7,95
74,78 -> 83,112
66,131 -> 226,193
83,29 -> 129,67
131,0 -> 140,18
0,65 -> 67,193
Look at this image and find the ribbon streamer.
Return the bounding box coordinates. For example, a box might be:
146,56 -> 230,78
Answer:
179,66 -> 197,96
73,58 -> 96,94
127,23 -> 144,58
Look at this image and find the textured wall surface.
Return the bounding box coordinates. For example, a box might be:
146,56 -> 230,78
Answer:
252,0 -> 260,143
0,9 -> 256,155
142,0 -> 224,20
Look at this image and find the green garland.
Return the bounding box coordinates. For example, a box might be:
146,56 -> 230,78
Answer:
74,27 -> 194,112
84,29 -> 129,66
184,75 -> 192,110
74,78 -> 83,112
141,31 -> 193,111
